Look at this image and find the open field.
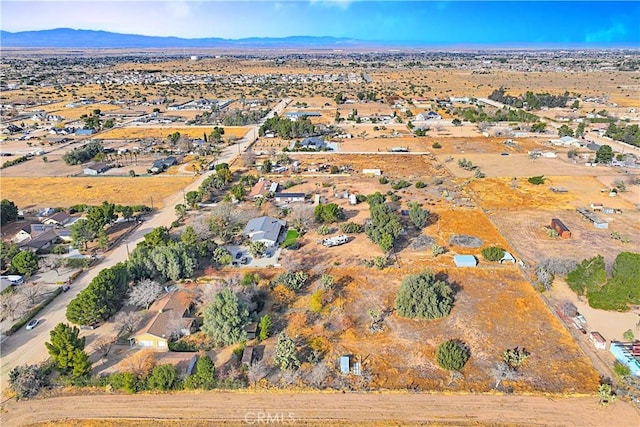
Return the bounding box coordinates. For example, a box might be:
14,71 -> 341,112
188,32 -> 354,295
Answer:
3,391 -> 638,427
98,126 -> 250,140
0,176 -> 196,209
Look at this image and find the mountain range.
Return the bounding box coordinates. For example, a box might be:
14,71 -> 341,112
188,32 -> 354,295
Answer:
0,28 -> 365,49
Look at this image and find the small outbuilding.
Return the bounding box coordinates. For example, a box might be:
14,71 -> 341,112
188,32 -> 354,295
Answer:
500,252 -> 516,264
589,332 -> 607,350
242,346 -> 254,366
551,218 -> 571,238
339,355 -> 351,374
454,254 -> 478,267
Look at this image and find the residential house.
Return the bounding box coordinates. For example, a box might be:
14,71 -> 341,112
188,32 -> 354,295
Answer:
550,135 -> 581,147
414,111 -> 442,121
131,290 -> 196,351
274,192 -> 305,203
3,124 -> 24,134
243,216 -> 286,247
285,111 -> 321,121
43,212 -> 72,226
297,136 -> 327,150
248,178 -> 278,199
84,163 -> 110,175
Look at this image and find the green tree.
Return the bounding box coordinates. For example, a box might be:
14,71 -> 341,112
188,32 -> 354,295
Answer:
230,184 -> 246,201
408,202 -> 429,229
249,241 -> 267,258
143,226 -> 170,247
202,288 -> 250,346
148,364 -> 178,390
395,270 -> 454,319
0,241 -> 20,270
181,226 -> 198,247
185,191 -> 201,208
436,340 -> 469,371
452,118 -> 462,126
70,218 -> 94,250
566,255 -> 607,296
314,203 -> 345,223
97,229 -> 110,251
595,145 -> 614,164
184,355 -> 216,390
481,246 -> 505,262
528,175 -> 545,185
175,204 -> 187,220
66,263 -> 130,325
502,347 -> 530,370
365,202 -> 402,253
211,247 -> 232,266
121,205 -> 134,222
45,323 -> 90,376
258,314 -> 272,341
11,251 -> 39,276
0,199 -> 19,225
558,124 -> 574,137
274,331 -> 299,370
261,159 -> 272,173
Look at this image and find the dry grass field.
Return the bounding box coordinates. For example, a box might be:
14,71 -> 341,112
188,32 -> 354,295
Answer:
286,266 -> 600,393
0,176 -> 196,209
98,126 -> 250,140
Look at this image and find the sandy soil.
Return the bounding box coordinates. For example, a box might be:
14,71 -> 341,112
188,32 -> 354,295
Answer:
2,391 -> 637,427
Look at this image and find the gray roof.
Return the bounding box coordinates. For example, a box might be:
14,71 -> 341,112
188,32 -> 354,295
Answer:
243,216 -> 286,244
300,137 -> 326,148
274,192 -> 305,199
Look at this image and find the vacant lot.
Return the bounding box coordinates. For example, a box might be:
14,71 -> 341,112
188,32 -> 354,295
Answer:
98,126 -> 250,140
1,176 -> 195,209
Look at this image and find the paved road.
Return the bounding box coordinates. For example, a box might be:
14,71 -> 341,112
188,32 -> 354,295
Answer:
0,99 -> 289,393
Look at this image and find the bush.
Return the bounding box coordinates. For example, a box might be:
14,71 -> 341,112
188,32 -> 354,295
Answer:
415,181 -> 426,188
317,224 -> 331,235
271,271 -> 309,291
481,246 -> 505,262
432,142 -> 442,149
502,347 -> 530,370
65,258 -> 91,269
147,364 -> 179,391
314,203 -> 345,223
340,222 -> 364,233
614,362 -> 631,378
395,270 -> 454,319
9,362 -> 50,400
379,176 -> 389,184
168,340 -> 198,352
528,175 -> 545,185
436,340 -> 469,371
391,180 -> 411,190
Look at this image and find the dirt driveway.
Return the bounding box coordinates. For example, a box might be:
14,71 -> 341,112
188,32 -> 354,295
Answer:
2,391 -> 637,426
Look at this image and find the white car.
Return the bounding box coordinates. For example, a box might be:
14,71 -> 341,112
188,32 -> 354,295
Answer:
26,319 -> 40,330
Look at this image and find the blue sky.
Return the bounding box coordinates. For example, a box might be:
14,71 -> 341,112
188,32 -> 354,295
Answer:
1,1 -> 639,47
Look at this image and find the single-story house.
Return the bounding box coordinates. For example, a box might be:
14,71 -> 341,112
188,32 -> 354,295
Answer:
415,111 -> 442,121
243,216 -> 286,247
18,229 -> 60,252
131,290 -> 196,351
84,163 -> 110,175
248,179 -> 278,199
274,192 -> 305,203
43,212 -> 72,226
14,223 -> 57,242
297,136 -> 327,150
550,135 -> 580,147
454,254 -> 478,267
150,157 -> 178,174
284,111 -> 321,121
3,124 -> 23,134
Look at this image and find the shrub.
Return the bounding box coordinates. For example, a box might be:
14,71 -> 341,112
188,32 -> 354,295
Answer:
314,203 -> 345,223
432,244 -> 445,257
415,181 -> 426,189
309,290 -> 324,313
432,142 -> 442,149
147,364 -> 179,391
258,314 -> 272,341
481,246 -> 505,262
271,271 -> 309,291
528,175 -> 545,185
317,224 -> 330,235
9,363 -> 50,400
502,347 -> 530,370
379,176 -> 389,184
391,180 -> 411,190
614,362 -> 631,378
436,340 -> 469,371
395,270 -> 454,319
340,222 -> 364,233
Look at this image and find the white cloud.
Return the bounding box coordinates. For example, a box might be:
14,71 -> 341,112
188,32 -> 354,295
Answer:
585,22 -> 627,43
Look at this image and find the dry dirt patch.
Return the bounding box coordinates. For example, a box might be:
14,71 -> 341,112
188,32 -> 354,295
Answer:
0,176 -> 195,209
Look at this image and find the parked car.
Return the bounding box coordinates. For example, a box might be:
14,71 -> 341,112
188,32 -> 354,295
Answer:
26,319 -> 40,330
235,251 -> 243,259
62,284 -> 70,292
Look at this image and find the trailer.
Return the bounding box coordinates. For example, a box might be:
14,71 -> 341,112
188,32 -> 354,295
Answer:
320,234 -> 349,247
551,218 -> 571,238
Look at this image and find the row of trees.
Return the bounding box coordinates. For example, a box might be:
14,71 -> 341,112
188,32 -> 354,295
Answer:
605,122 -> 640,147
259,114 -> 315,139
489,88 -> 570,110
70,201 -> 118,250
457,107 -> 539,123
62,141 -> 103,165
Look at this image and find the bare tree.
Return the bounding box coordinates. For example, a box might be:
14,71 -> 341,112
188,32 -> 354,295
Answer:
39,256 -> 63,276
305,362 -> 330,389
241,149 -> 256,167
289,204 -> 314,233
127,279 -> 162,309
0,292 -> 26,321
191,216 -> 213,241
491,361 -> 516,389
247,359 -> 269,388
280,368 -> 299,388
19,282 -> 43,306
113,311 -> 144,336
93,336 -> 115,360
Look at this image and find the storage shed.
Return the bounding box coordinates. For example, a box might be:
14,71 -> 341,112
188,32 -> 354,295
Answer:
551,219 -> 571,238
454,255 -> 478,267
339,356 -> 351,374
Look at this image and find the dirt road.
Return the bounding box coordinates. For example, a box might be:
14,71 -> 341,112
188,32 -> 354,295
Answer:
2,391 -> 638,426
0,99 -> 289,393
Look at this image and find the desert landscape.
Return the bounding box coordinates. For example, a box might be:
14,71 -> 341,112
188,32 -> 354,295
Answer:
1,38 -> 639,427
